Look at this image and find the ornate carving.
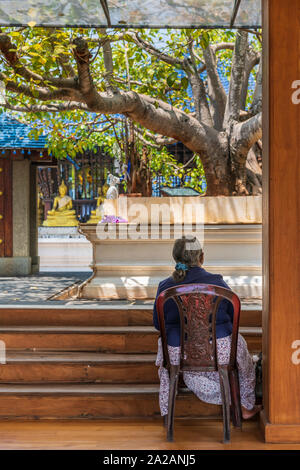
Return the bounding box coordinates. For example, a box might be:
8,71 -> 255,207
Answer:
157,284 -> 240,373
179,293 -> 217,368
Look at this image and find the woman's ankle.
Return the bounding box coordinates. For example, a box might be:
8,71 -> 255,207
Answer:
241,404 -> 262,419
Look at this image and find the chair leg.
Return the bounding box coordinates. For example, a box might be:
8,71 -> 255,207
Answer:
163,415 -> 168,428
229,368 -> 242,429
218,366 -> 231,444
167,365 -> 179,442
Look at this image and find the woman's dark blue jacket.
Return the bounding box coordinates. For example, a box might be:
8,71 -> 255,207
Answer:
153,266 -> 234,347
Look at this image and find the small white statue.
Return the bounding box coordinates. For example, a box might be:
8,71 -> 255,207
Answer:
106,173 -> 120,199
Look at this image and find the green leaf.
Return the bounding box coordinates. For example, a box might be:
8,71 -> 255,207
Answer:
181,77 -> 189,90
200,32 -> 210,49
166,72 -> 178,88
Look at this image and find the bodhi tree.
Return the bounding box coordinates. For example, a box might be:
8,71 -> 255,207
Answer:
0,27 -> 262,196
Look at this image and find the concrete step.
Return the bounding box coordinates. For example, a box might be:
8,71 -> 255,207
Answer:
0,383 -> 222,420
0,352 -> 158,384
0,326 -> 262,353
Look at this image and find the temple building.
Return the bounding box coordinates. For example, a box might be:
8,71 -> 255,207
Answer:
0,113 -> 52,275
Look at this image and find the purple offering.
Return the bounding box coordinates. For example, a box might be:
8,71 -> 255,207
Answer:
100,215 -> 128,223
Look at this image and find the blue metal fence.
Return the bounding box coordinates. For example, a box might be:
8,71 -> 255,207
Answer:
151,175 -> 207,197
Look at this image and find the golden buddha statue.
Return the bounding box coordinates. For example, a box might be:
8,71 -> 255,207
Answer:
37,186 -> 45,226
43,180 -> 78,227
86,183 -> 109,224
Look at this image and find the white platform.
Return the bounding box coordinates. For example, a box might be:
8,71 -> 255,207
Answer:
76,223 -> 262,300
38,225 -> 262,297
38,237 -> 93,272
38,196 -> 262,299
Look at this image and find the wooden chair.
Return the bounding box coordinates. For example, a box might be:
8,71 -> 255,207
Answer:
156,283 -> 242,443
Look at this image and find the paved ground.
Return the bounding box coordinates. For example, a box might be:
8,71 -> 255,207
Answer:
0,273 -> 90,304
0,272 -> 262,307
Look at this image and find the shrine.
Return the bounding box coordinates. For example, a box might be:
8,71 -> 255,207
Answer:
0,0 -> 299,449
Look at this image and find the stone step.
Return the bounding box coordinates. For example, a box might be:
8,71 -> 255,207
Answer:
0,303 -> 262,327
0,383 -> 222,420
0,352 -> 158,384
0,326 -> 262,353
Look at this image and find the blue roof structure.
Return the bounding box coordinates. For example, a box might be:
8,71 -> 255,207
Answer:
0,112 -> 47,149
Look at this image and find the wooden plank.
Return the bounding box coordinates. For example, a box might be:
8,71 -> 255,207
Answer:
0,331 -> 156,353
262,0 -> 300,441
0,385 -> 222,419
261,410 -> 300,444
0,326 -> 261,353
0,420 -> 299,450
262,0 -> 270,424
0,305 -> 261,327
0,352 -> 158,384
0,363 -> 159,384
0,307 -> 154,326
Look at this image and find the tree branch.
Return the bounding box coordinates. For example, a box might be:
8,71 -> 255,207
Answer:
57,53 -> 76,78
240,49 -> 261,111
0,32 -> 78,89
212,43 -> 235,53
0,101 -> 89,113
223,31 -> 249,128
0,72 -> 81,102
187,40 -> 213,127
232,112 -> 262,157
202,43 -> 227,130
72,37 -> 102,109
0,33 -> 43,82
86,122 -> 115,137
114,77 -> 144,87
250,56 -> 262,115
166,154 -> 196,170
101,31 -> 118,95
134,133 -> 161,149
124,31 -> 185,68
133,125 -> 176,146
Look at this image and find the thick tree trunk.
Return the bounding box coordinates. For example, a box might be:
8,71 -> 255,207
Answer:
202,143 -> 262,196
201,145 -> 233,196
127,145 -> 152,197
204,171 -> 232,196
129,165 -> 152,196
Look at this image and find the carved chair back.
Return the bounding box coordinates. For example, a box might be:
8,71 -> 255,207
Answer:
156,284 -> 241,372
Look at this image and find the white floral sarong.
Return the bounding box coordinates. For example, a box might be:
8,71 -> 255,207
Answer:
155,334 -> 256,415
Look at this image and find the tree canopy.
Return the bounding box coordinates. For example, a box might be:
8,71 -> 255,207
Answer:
0,26 -> 262,195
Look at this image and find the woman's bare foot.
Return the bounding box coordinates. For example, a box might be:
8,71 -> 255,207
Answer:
241,404 -> 262,419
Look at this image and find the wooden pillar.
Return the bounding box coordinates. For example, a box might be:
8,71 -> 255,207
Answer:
0,158 -> 13,258
261,0 -> 300,442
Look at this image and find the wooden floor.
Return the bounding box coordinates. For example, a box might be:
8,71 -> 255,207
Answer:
0,419 -> 300,450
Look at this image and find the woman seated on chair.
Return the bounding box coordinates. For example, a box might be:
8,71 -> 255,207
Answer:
153,235 -> 261,420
